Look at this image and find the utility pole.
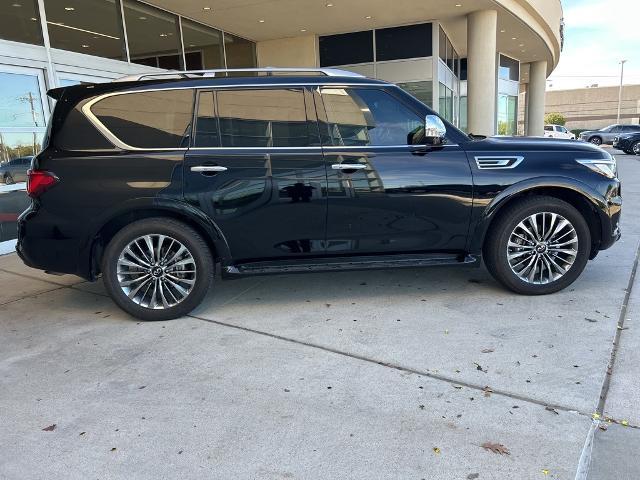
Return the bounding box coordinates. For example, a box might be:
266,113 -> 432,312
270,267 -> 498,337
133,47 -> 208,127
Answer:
617,60 -> 627,124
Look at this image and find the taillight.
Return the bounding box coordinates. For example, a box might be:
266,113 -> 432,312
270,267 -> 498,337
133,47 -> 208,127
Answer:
27,169 -> 59,198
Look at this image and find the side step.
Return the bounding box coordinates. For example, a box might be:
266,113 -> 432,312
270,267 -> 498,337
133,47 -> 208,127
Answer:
225,254 -> 479,276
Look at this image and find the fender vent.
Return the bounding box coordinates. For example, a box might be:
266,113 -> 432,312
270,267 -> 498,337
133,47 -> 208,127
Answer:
475,156 -> 524,170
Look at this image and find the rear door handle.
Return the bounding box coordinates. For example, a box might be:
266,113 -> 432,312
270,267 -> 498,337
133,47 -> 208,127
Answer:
191,166 -> 228,173
331,164 -> 366,170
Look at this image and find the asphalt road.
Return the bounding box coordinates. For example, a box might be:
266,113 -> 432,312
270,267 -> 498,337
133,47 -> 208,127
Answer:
0,152 -> 639,480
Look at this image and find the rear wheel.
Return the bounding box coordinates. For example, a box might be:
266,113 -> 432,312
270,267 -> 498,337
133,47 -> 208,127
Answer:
632,141 -> 640,155
589,136 -> 602,146
484,196 -> 591,295
4,173 -> 14,185
102,218 -> 213,320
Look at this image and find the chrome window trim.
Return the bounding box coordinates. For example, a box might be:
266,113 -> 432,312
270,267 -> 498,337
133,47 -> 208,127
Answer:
475,155 -> 524,170
82,83 -> 384,151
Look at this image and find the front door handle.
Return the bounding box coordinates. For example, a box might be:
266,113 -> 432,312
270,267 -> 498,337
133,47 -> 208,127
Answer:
191,165 -> 228,173
331,164 -> 366,170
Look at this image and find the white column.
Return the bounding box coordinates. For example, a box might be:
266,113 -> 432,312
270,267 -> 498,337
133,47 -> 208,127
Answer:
526,60 -> 547,136
467,10 -> 498,137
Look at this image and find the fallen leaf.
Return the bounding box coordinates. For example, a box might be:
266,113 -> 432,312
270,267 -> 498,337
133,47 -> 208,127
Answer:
474,362 -> 487,373
545,406 -> 559,415
482,386 -> 493,397
42,424 -> 56,432
592,413 -> 601,420
480,442 -> 510,455
585,318 -> 598,323
541,469 -> 550,475
110,447 -> 117,452
481,349 -> 494,353
467,474 -> 480,480
621,420 -> 629,426
598,424 -> 608,431
79,431 -> 86,436
432,447 -> 441,454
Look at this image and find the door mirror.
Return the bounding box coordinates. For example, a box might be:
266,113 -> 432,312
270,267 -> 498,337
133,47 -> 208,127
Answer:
424,115 -> 446,145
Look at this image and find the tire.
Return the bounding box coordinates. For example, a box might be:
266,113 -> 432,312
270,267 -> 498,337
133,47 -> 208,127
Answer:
589,136 -> 602,146
102,218 -> 213,321
623,149 -> 632,155
483,196 -> 591,295
632,141 -> 640,156
4,173 -> 14,185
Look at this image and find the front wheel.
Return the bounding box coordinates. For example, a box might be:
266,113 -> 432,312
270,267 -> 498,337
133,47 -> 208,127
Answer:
4,173 -> 14,185
102,218 -> 213,320
589,137 -> 602,146
484,196 -> 591,295
632,141 -> 640,155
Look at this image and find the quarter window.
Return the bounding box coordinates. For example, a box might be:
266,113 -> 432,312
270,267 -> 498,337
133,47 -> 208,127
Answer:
211,89 -> 311,148
91,89 -> 194,149
321,88 -> 424,146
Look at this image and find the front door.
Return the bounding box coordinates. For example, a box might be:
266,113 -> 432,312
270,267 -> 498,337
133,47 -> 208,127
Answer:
316,86 -> 473,256
183,87 -> 327,263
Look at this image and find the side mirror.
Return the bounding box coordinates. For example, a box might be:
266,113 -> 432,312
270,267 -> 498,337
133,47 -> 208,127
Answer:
424,115 -> 446,145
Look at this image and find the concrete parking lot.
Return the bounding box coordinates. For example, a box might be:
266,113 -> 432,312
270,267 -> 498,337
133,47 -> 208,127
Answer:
1,151 -> 639,480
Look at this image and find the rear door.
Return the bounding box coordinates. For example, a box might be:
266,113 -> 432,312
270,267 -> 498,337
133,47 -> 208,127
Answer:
183,87 -> 327,263
316,86 -> 473,256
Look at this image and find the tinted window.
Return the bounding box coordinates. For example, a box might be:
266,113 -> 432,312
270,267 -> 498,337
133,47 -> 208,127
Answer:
214,89 -> 310,148
0,0 -> 42,46
224,33 -> 257,68
544,126 -> 553,131
91,89 -> 194,149
622,125 -> 640,132
321,88 -> 424,146
44,0 -> 125,60
182,18 -> 224,69
319,31 -> 373,67
194,91 -> 218,147
375,23 -> 432,61
499,54 -> 519,81
610,126 -> 621,133
460,58 -> 468,81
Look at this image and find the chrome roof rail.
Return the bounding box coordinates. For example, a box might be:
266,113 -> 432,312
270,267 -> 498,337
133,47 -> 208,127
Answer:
113,67 -> 365,82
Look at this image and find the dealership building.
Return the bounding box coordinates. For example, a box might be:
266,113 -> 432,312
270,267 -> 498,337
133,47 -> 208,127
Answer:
0,0 -> 563,250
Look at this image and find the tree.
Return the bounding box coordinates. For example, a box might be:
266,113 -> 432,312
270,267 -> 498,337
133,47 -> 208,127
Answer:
544,112 -> 566,126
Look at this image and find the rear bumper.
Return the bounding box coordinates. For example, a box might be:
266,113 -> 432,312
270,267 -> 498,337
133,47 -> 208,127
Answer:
17,205 -> 93,280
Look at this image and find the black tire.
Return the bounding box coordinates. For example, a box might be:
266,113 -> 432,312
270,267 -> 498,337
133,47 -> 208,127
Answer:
102,218 -> 213,321
483,196 -> 591,295
632,141 -> 640,156
4,173 -> 14,185
589,136 -> 602,146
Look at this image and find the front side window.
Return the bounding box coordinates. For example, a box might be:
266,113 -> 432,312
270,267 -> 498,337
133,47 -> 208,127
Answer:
90,89 -> 194,149
195,89 -> 310,148
321,88 -> 424,147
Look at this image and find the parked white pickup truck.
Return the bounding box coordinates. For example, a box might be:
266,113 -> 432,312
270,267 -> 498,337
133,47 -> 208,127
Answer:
544,124 -> 575,140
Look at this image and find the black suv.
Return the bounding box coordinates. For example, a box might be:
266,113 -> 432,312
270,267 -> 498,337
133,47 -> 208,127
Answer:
613,131 -> 640,155
17,68 -> 622,320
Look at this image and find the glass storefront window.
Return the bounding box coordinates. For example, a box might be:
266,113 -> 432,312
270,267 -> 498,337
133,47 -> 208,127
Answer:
459,96 -> 467,133
319,31 -> 373,67
439,83 -> 453,123
123,0 -> 182,69
499,54 -> 520,82
397,81 -> 433,109
0,132 -> 43,164
224,33 -> 257,69
45,0 -> 126,60
375,23 -> 432,61
0,0 -> 43,46
497,94 -> 518,135
181,18 -> 224,70
0,71 -> 46,129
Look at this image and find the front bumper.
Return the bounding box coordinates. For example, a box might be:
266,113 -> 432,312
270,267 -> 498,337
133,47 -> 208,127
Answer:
612,137 -> 632,150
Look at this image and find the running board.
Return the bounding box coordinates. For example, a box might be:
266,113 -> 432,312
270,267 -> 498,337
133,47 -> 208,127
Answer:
225,254 -> 479,276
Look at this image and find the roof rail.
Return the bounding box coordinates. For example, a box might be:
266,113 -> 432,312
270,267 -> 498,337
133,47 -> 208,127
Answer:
113,67 -> 365,82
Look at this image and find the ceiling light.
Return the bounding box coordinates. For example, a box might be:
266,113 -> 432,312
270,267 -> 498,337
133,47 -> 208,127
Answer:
64,6 -> 75,11
511,37 -> 517,40
365,15 -> 372,19
30,17 -> 37,21
81,44 -> 89,48
189,44 -> 195,47
159,33 -> 167,37
519,43 -> 524,47
326,3 -> 334,7
300,28 -> 307,32
455,3 -> 462,6
11,3 -> 22,6
203,6 -> 211,10
258,19 -> 265,23
138,16 -> 146,20
500,29 -> 505,33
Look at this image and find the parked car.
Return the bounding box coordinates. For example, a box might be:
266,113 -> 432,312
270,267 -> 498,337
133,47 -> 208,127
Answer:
544,124 -> 575,140
17,68 -> 622,320
0,156 -> 32,185
613,131 -> 640,155
578,124 -> 640,145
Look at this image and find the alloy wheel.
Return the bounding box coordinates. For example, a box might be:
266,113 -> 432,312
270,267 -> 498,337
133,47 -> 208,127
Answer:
506,212 -> 578,285
633,142 -> 640,155
116,234 -> 196,309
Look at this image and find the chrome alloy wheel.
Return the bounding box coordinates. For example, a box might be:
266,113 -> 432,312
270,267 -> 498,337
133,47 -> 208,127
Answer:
116,234 -> 196,309
506,212 -> 578,285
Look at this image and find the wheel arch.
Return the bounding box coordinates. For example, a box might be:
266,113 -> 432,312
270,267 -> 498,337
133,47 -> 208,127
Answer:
87,200 -> 231,280
469,179 -> 606,259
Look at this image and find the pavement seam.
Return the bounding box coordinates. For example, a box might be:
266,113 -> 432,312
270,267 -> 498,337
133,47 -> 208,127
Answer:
188,313 -> 592,417
0,285 -> 67,307
0,267 -> 84,288
596,237 -> 640,414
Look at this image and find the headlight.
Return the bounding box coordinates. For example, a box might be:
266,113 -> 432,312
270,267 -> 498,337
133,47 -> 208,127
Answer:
576,156 -> 617,179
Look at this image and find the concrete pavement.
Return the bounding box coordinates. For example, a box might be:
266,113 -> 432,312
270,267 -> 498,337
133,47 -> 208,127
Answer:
1,153 -> 639,480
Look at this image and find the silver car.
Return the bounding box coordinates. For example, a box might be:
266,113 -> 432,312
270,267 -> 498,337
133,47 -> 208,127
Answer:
0,156 -> 32,185
578,124 -> 640,145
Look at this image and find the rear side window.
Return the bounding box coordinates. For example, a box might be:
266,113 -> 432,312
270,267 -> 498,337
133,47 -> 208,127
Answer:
320,88 -> 424,146
544,126 -> 552,131
90,89 -> 194,149
194,88 -> 311,148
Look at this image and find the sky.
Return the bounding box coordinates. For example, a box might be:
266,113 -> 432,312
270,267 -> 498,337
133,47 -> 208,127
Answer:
547,0 -> 640,90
